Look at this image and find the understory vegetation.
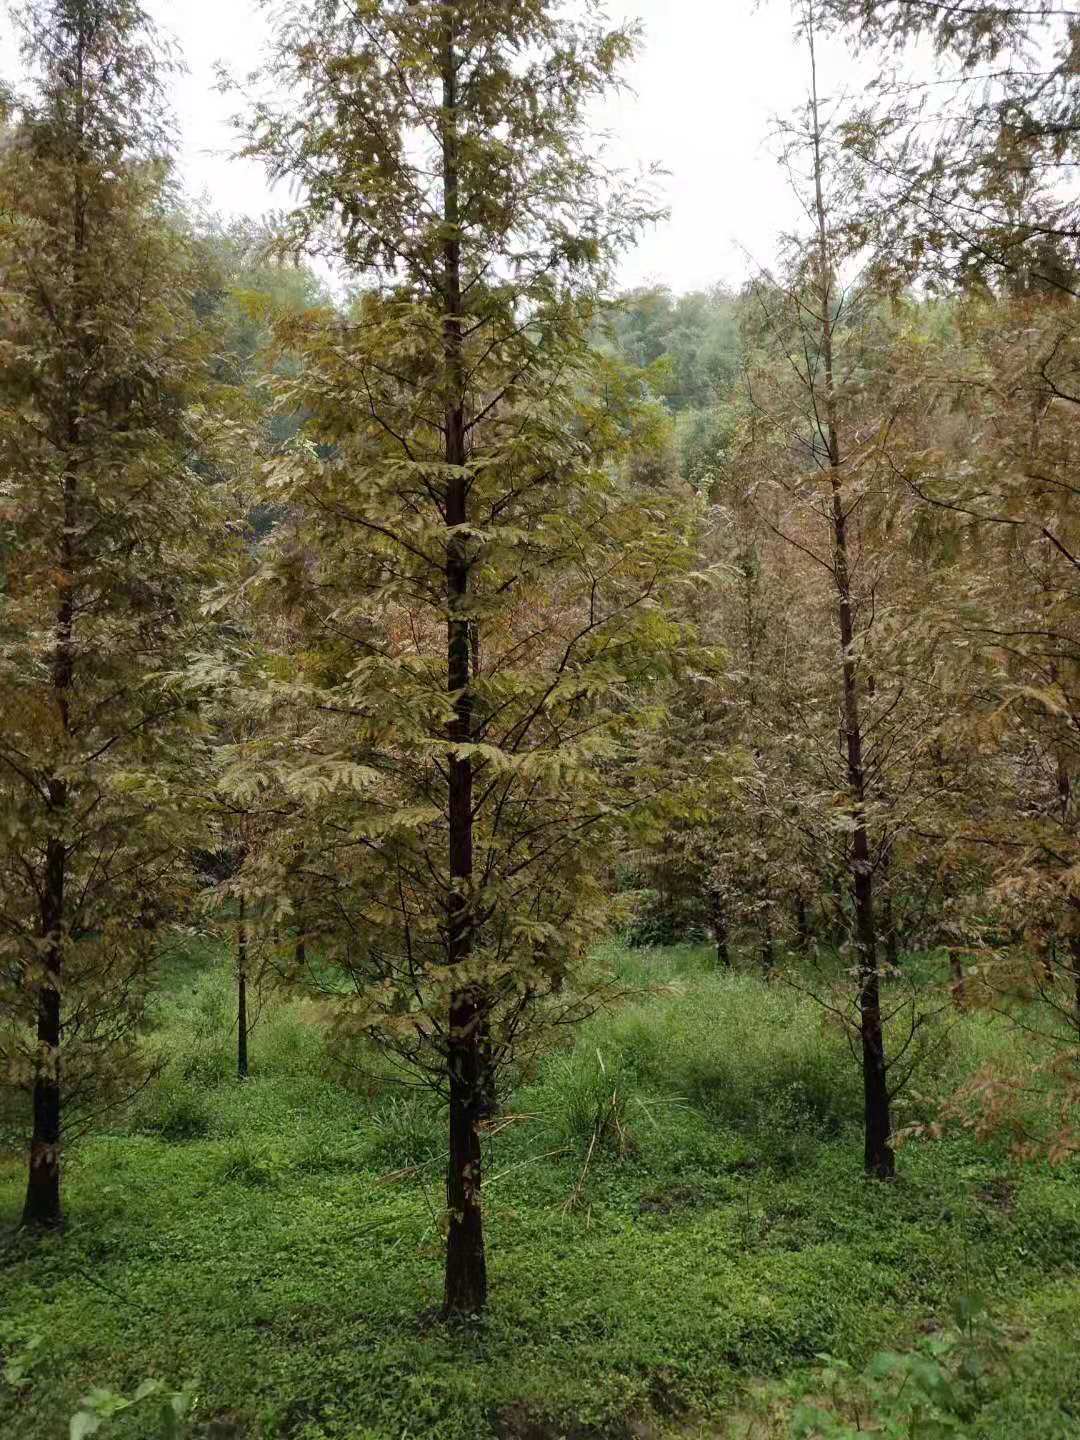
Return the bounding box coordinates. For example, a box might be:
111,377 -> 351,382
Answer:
2,939 -> 1078,1440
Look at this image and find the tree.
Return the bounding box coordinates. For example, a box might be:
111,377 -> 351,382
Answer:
0,0 -> 236,1228
729,3 -> 908,1176
820,0 -> 1080,296
230,0 -> 692,1315
816,0 -> 1080,1158
609,286 -> 741,414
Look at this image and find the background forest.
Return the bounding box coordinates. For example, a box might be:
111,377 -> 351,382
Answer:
2,1 -> 1080,1438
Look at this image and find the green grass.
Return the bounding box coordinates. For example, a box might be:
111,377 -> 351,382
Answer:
2,940 -> 1079,1439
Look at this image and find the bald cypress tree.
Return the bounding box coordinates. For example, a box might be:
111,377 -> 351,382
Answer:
817,0 -> 1080,295
233,0 -> 692,1315
0,0 -> 234,1228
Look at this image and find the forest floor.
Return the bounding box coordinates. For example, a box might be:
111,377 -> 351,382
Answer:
2,940 -> 1079,1440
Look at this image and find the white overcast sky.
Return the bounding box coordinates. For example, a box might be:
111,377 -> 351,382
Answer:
1,0 -> 864,293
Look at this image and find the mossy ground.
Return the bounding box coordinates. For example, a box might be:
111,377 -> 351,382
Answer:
1,941 -> 1078,1439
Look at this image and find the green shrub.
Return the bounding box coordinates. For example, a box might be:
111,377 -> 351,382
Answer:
70,1379 -> 194,1440
147,968 -> 234,1090
622,889 -> 708,950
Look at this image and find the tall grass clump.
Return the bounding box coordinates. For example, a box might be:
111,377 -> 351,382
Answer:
522,967 -> 862,1172
129,951 -> 246,1140
366,1090 -> 445,1170
615,973 -> 859,1133
256,999 -> 329,1081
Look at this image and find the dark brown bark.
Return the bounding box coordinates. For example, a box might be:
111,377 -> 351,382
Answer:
853,851 -> 894,1178
24,11 -> 92,1232
808,15 -> 894,1180
1068,899 -> 1080,1038
445,992 -> 486,1316
949,951 -> 967,1010
1044,936 -> 1058,988
761,918 -> 776,980
24,476 -> 77,1230
237,893 -> 249,1081
711,896 -> 730,967
294,906 -> 307,971
441,3 -> 486,1318
23,838 -> 65,1229
795,891 -> 811,952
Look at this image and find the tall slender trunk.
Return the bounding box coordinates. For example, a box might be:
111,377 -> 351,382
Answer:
237,893 -> 249,1081
1058,754 -> 1080,1031
294,901 -> 307,971
761,918 -> 775,980
710,894 -> 730,967
949,952 -> 967,1010
808,11 -> 893,1179
23,835 -> 66,1229
23,467 -> 77,1231
1065,898 -> 1080,1037
24,13 -> 91,1232
795,891 -> 811,952
441,4 -> 486,1318
1045,934 -> 1058,989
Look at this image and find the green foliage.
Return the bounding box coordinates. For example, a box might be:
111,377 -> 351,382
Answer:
608,286 -> 741,413
621,888 -> 708,949
2,1332 -> 42,1390
792,1295 -> 1010,1440
69,1380 -> 193,1440
581,961 -> 861,1147
221,0 -> 703,1137
135,1076 -> 215,1144
1,942 -> 1078,1440
367,1091 -> 444,1170
0,0 -> 246,1162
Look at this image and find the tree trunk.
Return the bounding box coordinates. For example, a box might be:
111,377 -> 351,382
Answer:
23,838 -> 64,1229
761,917 -> 775,980
795,891 -> 811,952
24,21 -> 92,1232
853,852 -> 893,1178
1045,934 -> 1057,988
808,14 -> 894,1180
445,992 -> 487,1315
294,909 -> 306,971
711,896 -> 730,967
949,951 -> 966,1010
1068,904 -> 1080,1038
24,457 -> 77,1229
441,3 -> 487,1318
237,893 -> 249,1081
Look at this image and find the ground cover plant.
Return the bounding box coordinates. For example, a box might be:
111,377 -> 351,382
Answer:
2,939 -> 1078,1440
